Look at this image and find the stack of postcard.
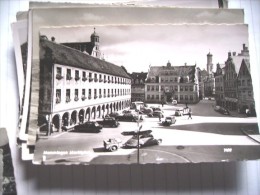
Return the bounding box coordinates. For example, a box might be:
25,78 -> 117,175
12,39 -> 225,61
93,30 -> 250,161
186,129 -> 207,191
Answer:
11,0 -> 260,165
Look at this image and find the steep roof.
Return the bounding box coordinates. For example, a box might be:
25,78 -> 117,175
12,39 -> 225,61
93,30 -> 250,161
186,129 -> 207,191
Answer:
40,39 -> 130,78
61,42 -> 94,56
147,65 -> 196,82
130,72 -> 148,79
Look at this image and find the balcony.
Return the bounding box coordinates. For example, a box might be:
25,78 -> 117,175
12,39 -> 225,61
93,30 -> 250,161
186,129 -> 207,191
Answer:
82,77 -> 88,82
56,74 -> 63,80
81,96 -> 86,101
74,96 -> 79,101
56,97 -> 61,104
75,76 -> 80,81
94,95 -> 98,99
66,74 -> 73,80
89,78 -> 93,82
66,97 -> 71,103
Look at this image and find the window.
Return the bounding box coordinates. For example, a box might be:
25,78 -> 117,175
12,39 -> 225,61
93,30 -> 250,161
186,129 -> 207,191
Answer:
174,77 -> 178,82
247,79 -> 251,86
99,89 -> 102,98
66,89 -> 71,102
180,95 -> 183,100
161,86 -> 164,91
185,86 -> 188,91
74,89 -> 79,101
190,86 -> 193,91
156,95 -> 159,99
82,89 -> 86,100
104,75 -> 107,83
66,69 -> 72,80
156,86 -> 159,91
99,74 -> 103,82
180,86 -> 183,91
151,86 -> 154,91
94,74 -> 98,82
147,95 -> 150,100
56,67 -> 63,80
185,95 -> 188,100
82,71 -> 87,81
190,95 -> 193,100
108,89 -> 110,97
56,89 -> 61,103
88,89 -> 92,99
89,73 -> 93,82
94,89 -> 97,99
242,80 -> 245,86
75,70 -> 80,81
147,85 -> 150,91
248,91 -> 252,97
174,86 -> 178,92
151,95 -> 154,99
104,89 -> 106,97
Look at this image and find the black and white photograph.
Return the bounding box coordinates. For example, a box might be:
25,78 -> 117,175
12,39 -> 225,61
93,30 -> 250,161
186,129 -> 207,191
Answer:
26,6 -> 245,147
32,24 -> 259,165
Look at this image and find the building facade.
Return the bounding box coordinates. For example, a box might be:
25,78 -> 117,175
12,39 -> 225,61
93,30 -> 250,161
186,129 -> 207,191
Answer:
223,52 -> 238,111
214,63 -> 225,106
39,37 -> 131,133
203,52 -> 215,99
130,72 -> 147,102
237,59 -> 255,114
145,62 -> 199,104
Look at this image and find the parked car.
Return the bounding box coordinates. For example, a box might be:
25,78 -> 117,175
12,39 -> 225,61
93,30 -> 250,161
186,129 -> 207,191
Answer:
108,112 -> 119,118
74,121 -> 103,133
115,113 -> 139,122
103,138 -> 122,152
123,133 -> 162,148
161,116 -> 176,126
97,117 -> 120,127
174,108 -> 184,116
148,110 -> 164,118
214,106 -> 230,115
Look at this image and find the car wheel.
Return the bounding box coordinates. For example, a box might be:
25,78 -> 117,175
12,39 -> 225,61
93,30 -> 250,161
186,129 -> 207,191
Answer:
138,144 -> 142,148
110,145 -> 118,152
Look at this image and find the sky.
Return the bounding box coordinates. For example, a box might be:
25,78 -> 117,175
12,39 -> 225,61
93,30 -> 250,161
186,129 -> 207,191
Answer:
41,24 -> 248,73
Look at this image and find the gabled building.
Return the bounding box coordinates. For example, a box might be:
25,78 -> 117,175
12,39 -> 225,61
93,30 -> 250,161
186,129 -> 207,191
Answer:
237,59 -> 255,114
130,72 -> 147,102
223,52 -> 238,111
214,63 -> 225,106
145,61 -> 199,104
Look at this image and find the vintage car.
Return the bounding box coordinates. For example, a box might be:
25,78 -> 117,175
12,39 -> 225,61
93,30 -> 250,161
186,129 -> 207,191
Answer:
97,117 -> 120,127
214,106 -> 230,115
147,110 -> 164,118
103,138 -> 122,152
115,113 -> 139,122
123,133 -> 162,148
74,121 -> 103,133
161,116 -> 176,126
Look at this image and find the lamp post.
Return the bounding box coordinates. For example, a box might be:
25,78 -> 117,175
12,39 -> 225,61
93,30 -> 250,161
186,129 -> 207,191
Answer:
136,105 -> 142,164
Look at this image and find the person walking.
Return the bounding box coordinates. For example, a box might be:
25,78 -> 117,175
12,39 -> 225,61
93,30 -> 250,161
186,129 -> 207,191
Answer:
188,111 -> 192,119
159,113 -> 162,122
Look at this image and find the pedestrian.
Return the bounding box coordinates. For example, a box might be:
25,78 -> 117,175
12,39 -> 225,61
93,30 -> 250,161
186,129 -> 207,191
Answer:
188,111 -> 192,119
159,113 -> 162,122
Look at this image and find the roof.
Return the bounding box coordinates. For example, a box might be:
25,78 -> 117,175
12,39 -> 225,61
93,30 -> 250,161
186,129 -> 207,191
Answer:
40,39 -> 130,78
61,42 -> 94,56
130,72 -> 148,79
147,65 -> 196,82
232,55 -> 250,74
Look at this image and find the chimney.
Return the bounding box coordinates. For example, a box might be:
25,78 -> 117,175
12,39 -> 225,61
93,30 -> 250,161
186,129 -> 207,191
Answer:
51,37 -> 55,42
232,52 -> 236,56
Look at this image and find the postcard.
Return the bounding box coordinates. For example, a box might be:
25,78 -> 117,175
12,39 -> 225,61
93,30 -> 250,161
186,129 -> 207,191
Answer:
26,7 -> 245,147
32,24 -> 259,165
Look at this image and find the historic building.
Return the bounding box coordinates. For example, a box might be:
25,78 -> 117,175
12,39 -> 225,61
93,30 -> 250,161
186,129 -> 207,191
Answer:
145,61 -> 199,104
237,59 -> 255,114
223,52 -> 238,110
214,63 -> 225,106
61,28 -> 102,59
39,36 -> 131,133
203,52 -> 215,99
130,72 -> 147,102
197,68 -> 208,99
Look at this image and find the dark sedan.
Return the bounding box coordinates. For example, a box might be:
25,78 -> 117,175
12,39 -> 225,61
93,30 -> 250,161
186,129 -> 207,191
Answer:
74,121 -> 103,133
115,113 -> 139,122
123,134 -> 162,148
